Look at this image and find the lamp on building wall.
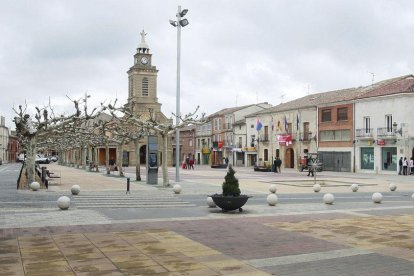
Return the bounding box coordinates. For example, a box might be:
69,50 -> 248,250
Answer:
393,122 -> 403,135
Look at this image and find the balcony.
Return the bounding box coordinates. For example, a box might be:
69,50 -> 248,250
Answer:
259,134 -> 269,142
377,127 -> 396,139
355,129 -> 373,139
299,132 -> 313,142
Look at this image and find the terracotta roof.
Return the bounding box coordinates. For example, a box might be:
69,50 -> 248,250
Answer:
255,74 -> 414,116
356,74 -> 414,99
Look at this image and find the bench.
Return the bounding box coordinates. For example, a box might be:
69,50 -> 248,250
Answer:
45,169 -> 61,185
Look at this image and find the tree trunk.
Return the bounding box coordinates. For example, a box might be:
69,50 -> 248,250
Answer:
94,147 -> 99,172
25,137 -> 37,187
105,141 -> 110,174
117,143 -> 124,177
134,139 -> 141,181
161,133 -> 169,187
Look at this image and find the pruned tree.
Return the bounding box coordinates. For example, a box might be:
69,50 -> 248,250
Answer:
14,94 -> 101,188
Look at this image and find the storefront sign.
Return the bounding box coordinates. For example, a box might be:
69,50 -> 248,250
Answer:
377,140 -> 385,146
277,134 -> 292,146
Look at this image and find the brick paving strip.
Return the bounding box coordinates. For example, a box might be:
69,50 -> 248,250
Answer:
0,229 -> 269,275
2,213 -> 414,275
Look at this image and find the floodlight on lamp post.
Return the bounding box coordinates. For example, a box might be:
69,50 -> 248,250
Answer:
170,5 -> 189,182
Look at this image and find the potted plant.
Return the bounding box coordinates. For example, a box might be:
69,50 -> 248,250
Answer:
210,165 -> 251,212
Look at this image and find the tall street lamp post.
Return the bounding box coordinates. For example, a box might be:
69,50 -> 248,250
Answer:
170,6 -> 189,182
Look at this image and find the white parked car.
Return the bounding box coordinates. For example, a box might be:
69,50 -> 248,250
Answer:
35,154 -> 50,164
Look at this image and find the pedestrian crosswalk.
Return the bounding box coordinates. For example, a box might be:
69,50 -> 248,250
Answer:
71,191 -> 195,209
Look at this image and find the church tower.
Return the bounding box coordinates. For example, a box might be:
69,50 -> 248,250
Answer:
127,30 -> 167,122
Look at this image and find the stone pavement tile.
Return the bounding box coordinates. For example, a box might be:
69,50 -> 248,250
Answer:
0,239 -> 19,254
85,234 -> 137,253
69,257 -> 118,274
105,250 -> 162,270
172,219 -> 344,260
262,253 -> 414,276
118,265 -> 169,275
203,258 -> 264,275
115,230 -> 160,244
0,254 -> 24,276
23,260 -> 73,275
270,214 -> 414,262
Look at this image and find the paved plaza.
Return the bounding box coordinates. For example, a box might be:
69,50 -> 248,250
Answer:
1,163 -> 414,275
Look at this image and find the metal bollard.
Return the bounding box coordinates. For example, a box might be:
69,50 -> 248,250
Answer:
126,177 -> 130,194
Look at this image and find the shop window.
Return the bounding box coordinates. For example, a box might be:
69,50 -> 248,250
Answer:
360,147 -> 374,170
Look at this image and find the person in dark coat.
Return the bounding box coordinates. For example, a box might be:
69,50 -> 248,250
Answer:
307,157 -> 314,177
275,157 -> 282,173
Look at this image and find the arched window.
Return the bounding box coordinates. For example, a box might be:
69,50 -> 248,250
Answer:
142,77 -> 149,96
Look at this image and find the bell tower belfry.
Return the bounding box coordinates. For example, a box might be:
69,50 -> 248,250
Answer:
127,30 -> 166,121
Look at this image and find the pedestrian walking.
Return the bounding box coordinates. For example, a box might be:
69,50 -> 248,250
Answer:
272,158 -> 277,173
275,157 -> 282,173
307,157 -> 314,177
399,157 -> 403,175
403,157 -> 408,175
409,157 -> 414,175
185,156 -> 190,170
189,158 -> 194,170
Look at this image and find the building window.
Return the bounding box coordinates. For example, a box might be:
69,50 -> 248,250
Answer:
320,130 -> 351,141
142,77 -> 149,96
189,140 -> 192,147
364,117 -> 371,133
385,114 -> 393,132
337,107 -> 348,121
264,149 -> 268,162
321,109 -> 331,122
360,147 -> 374,170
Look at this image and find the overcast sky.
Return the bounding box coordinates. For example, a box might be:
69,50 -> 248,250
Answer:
1,0 -> 414,130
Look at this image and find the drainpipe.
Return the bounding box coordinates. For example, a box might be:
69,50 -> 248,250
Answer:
353,103 -> 356,173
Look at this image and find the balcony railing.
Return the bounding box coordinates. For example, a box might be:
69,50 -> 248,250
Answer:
299,132 -> 313,142
377,127 -> 396,138
355,129 -> 373,139
259,134 -> 269,142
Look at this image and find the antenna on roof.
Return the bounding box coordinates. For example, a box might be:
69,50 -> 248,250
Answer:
280,93 -> 285,104
370,72 -> 375,87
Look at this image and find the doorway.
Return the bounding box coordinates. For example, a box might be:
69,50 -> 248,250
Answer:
140,145 -> 146,164
285,148 -> 295,168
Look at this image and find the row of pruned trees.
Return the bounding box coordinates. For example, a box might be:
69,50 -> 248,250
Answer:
14,95 -> 203,189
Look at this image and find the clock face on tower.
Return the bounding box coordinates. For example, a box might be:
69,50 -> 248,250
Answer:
140,56 -> 148,65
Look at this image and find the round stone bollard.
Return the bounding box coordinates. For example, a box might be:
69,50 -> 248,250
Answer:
350,183 -> 359,192
372,192 -> 383,204
30,181 -> 40,191
71,185 -> 80,195
389,183 -> 397,192
207,196 -> 216,208
313,184 -> 321,193
269,184 -> 277,194
323,193 -> 335,205
57,196 -> 70,210
267,193 -> 278,206
173,184 -> 182,194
